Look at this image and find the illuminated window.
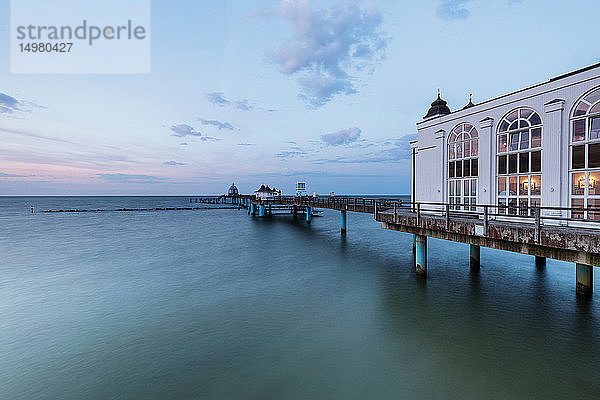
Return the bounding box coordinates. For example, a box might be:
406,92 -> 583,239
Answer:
448,123 -> 478,211
570,87 -> 600,220
497,108 -> 542,214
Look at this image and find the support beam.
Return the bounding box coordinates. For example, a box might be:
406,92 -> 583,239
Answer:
576,263 -> 593,296
293,205 -> 297,218
306,207 -> 313,224
470,244 -> 480,269
341,210 -> 347,235
415,234 -> 427,277
259,204 -> 266,218
535,256 -> 546,268
249,203 -> 255,216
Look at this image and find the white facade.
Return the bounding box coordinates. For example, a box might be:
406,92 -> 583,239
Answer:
256,191 -> 274,200
255,184 -> 279,200
412,64 -> 600,220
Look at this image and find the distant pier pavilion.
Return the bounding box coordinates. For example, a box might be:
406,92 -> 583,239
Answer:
228,183 -> 239,196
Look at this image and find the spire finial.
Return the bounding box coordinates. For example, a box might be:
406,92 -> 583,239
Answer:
437,88 -> 441,98
469,93 -> 472,102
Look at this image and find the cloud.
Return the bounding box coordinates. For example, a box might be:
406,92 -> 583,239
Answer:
170,124 -> 202,137
437,0 -> 471,20
180,142 -> 188,146
276,150 -> 307,159
237,143 -> 256,146
0,126 -> 74,144
169,124 -> 220,141
0,172 -> 28,177
297,74 -> 357,107
205,92 -> 255,111
0,93 -> 21,114
205,92 -> 230,107
234,100 -> 253,111
95,173 -> 167,183
321,127 -> 361,146
164,161 -> 186,166
313,134 -> 416,164
198,117 -> 234,130
268,0 -> 386,107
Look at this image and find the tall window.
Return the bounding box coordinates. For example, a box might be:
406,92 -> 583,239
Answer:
448,123 -> 478,210
496,108 -> 542,215
570,87 -> 600,220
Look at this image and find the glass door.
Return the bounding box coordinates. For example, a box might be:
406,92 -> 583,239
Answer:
449,178 -> 477,211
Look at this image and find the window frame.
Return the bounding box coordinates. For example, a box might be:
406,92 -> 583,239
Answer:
569,87 -> 600,220
448,122 -> 479,211
496,108 -> 543,215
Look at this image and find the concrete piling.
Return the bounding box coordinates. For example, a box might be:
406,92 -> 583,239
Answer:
470,244 -> 480,269
306,207 -> 313,224
535,256 -> 546,267
415,234 -> 427,277
341,210 -> 347,235
576,263 -> 593,296
259,204 -> 266,218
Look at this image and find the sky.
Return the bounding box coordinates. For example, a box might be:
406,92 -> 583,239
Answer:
0,0 -> 599,196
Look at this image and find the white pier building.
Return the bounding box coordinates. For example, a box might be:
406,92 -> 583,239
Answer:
412,63 -> 600,221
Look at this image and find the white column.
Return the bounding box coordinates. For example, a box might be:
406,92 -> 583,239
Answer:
543,99 -> 565,223
410,140 -> 419,204
435,129 -> 446,204
478,117 -> 494,206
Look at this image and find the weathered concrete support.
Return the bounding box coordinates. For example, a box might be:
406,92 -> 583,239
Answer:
268,204 -> 272,216
259,204 -> 266,218
535,256 -> 546,267
470,244 -> 480,269
293,205 -> 298,218
341,210 -> 347,235
306,207 -> 313,224
249,203 -> 256,216
576,263 -> 593,296
415,234 -> 427,277
412,234 -> 416,255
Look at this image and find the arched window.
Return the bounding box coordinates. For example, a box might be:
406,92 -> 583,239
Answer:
496,108 -> 542,215
448,123 -> 478,210
570,87 -> 600,220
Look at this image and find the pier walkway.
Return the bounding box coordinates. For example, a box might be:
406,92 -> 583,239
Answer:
249,196 -> 599,295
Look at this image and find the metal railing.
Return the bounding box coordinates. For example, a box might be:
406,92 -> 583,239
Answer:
372,199 -> 600,234
253,195 -> 600,228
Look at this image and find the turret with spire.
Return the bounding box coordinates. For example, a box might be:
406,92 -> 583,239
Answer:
462,93 -> 475,110
424,90 -> 451,119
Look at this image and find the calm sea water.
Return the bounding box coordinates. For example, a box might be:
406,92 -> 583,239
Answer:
1,196 -> 599,399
